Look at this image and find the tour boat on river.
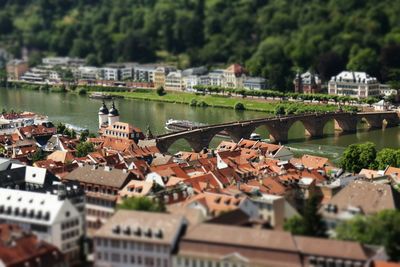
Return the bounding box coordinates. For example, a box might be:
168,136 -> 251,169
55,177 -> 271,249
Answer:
89,92 -> 112,99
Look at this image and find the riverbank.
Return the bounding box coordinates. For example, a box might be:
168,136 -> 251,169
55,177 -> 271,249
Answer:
5,81 -> 354,114
107,90 -> 351,114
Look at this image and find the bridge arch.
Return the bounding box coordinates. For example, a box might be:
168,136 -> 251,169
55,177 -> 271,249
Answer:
224,124 -> 256,142
358,116 -> 384,129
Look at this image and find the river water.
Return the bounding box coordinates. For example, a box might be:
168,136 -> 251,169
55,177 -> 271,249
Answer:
1,88 -> 399,162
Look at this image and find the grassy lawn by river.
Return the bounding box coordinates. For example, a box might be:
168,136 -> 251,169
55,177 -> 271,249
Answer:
4,82 -> 344,114
108,90 -> 340,114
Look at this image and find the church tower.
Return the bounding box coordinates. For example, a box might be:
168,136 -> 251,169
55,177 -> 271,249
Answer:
108,102 -> 120,126
98,101 -> 109,129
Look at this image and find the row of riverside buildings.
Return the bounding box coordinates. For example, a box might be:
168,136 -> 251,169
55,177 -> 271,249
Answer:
7,57 -> 399,100
294,70 -> 397,99
6,57 -> 268,91
0,102 -> 399,266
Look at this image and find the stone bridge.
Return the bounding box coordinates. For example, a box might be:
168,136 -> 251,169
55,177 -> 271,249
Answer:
154,111 -> 400,153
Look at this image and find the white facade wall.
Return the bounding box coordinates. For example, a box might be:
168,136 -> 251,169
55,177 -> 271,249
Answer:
328,71 -> 380,98
183,76 -> 199,91
102,68 -> 119,81
94,239 -> 171,267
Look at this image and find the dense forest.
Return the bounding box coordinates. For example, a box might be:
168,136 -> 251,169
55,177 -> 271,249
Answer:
1,0 -> 400,90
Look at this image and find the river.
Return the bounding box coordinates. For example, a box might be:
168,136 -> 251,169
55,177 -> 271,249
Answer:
1,88 -> 399,162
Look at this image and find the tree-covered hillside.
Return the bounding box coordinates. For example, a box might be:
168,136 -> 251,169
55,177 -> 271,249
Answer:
1,0 -> 400,90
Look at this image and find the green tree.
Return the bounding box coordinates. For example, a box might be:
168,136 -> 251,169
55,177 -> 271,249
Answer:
0,12 -> 13,34
75,142 -> 95,157
340,142 -> 377,173
56,123 -> 66,134
31,149 -> 46,163
375,148 -> 400,169
347,47 -> 379,76
336,210 -> 400,261
284,196 -> 326,237
117,196 -> 165,212
79,130 -> 90,142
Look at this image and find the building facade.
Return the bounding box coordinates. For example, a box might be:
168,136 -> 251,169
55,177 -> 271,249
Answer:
243,77 -> 267,90
328,71 -> 380,98
63,165 -> 134,231
93,210 -> 187,267
6,59 -> 29,80
293,71 -> 322,94
165,71 -> 184,91
173,223 -> 382,267
134,66 -> 156,83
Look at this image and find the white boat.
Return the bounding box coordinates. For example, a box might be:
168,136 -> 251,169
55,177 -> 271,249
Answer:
249,133 -> 262,141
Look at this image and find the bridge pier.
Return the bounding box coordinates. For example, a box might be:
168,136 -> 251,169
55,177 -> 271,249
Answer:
384,119 -> 399,128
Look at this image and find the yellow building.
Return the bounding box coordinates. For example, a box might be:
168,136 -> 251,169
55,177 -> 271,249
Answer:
154,66 -> 175,89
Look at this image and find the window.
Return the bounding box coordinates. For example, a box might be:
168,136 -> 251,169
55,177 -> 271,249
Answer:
111,240 -> 120,248
111,253 -> 120,263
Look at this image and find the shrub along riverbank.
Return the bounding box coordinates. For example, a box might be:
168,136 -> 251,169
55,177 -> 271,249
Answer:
5,82 -> 358,114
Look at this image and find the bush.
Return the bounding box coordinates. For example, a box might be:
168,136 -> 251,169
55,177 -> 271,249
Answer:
40,84 -> 50,91
78,88 -> 87,95
234,102 -> 245,110
274,105 -> 286,115
156,86 -> 165,96
190,98 -> 198,106
197,100 -> 209,107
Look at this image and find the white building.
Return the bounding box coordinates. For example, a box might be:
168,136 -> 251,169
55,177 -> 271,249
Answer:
133,65 -> 156,82
182,75 -> 199,91
328,71 -> 380,98
243,77 -> 267,90
379,84 -> 399,98
101,68 -> 119,81
93,210 -> 187,267
0,188 -> 84,263
42,57 -> 85,66
208,69 -> 224,87
120,67 -> 134,81
78,66 -> 100,80
165,71 -> 184,91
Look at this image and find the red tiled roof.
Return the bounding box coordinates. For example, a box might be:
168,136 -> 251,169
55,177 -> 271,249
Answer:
0,224 -> 64,266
